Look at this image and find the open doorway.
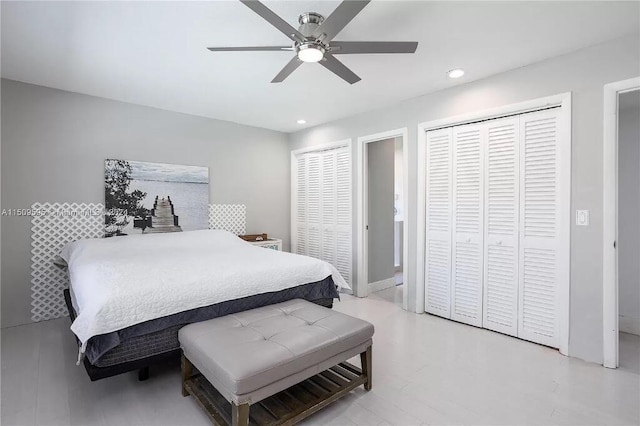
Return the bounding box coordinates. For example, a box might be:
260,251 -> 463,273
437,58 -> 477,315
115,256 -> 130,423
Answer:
357,129 -> 408,309
617,89 -> 640,373
367,137 -> 402,305
603,77 -> 640,369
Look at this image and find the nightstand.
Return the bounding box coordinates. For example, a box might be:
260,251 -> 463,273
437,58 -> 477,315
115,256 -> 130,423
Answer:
249,238 -> 282,251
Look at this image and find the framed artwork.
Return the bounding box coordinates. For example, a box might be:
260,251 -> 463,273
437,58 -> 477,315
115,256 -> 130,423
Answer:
105,159 -> 209,237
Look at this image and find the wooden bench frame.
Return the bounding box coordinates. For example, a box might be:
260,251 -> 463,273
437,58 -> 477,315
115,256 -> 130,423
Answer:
181,345 -> 372,426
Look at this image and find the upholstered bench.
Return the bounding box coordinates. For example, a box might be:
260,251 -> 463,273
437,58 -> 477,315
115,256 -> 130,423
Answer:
179,299 -> 374,426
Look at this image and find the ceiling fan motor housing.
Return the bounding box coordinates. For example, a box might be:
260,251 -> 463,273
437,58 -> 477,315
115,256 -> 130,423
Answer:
298,12 -> 325,39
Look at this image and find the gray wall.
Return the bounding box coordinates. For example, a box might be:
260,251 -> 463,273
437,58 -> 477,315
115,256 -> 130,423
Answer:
618,95 -> 640,335
1,79 -> 290,328
289,35 -> 640,364
367,138 -> 395,284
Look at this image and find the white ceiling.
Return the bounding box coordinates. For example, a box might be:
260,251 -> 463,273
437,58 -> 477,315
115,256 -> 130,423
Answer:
2,1 -> 639,133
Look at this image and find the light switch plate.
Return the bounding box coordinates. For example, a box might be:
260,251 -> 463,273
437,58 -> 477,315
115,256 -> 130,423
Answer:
576,210 -> 590,226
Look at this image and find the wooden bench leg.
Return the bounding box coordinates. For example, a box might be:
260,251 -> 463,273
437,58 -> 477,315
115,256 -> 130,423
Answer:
360,345 -> 372,391
232,402 -> 250,426
181,352 -> 193,397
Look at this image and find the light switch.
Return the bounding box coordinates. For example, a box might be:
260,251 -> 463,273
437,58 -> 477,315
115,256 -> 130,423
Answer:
576,210 -> 590,226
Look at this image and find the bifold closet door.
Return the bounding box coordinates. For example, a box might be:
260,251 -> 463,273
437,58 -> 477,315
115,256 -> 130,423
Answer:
483,117 -> 520,336
425,128 -> 453,318
451,124 -> 484,326
321,150 -> 338,266
334,147 -> 352,286
295,154 -> 308,256
306,153 -> 322,259
293,146 -> 352,287
518,109 -> 562,348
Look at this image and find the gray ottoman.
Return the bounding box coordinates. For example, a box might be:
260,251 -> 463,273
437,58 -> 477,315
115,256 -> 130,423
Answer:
179,299 -> 374,426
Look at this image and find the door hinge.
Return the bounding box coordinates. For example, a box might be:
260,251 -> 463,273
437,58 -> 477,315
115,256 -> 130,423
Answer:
614,240 -> 616,249
366,225 -> 369,230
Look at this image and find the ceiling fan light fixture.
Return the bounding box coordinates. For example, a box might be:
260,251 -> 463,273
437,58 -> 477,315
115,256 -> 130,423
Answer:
297,43 -> 325,63
208,0 -> 418,84
447,68 -> 465,79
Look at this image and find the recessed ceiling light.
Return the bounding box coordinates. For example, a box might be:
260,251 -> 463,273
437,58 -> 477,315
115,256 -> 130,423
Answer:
297,119 -> 307,124
447,68 -> 465,79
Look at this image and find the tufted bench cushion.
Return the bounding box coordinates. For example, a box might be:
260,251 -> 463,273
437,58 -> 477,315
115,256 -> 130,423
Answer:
179,299 -> 374,408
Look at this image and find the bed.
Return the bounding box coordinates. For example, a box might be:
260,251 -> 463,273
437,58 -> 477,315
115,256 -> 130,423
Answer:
60,229 -> 346,381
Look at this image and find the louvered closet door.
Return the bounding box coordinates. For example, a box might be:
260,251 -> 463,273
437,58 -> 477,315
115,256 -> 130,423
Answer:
335,147 -> 352,286
425,128 -> 453,318
451,124 -> 484,326
306,153 -> 322,260
321,150 -> 337,266
518,109 -> 561,348
295,155 -> 308,255
483,117 -> 520,336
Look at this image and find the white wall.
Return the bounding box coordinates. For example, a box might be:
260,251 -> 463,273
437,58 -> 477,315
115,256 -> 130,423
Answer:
618,93 -> 640,335
289,35 -> 640,364
1,79 -> 291,328
367,137 -> 395,284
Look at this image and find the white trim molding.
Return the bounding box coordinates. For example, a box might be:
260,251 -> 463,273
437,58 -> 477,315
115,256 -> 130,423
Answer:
603,77 -> 640,369
356,128 -> 409,309
416,129 -> 427,314
417,92 -> 572,355
368,277 -> 397,293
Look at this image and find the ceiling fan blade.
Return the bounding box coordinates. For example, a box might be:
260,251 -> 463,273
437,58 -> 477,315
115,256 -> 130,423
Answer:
320,54 -> 361,84
271,56 -> 302,83
207,46 -> 293,52
239,0 -> 306,42
330,41 -> 418,54
313,0 -> 370,41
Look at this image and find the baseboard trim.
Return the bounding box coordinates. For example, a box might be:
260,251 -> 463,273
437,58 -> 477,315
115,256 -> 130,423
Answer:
368,278 -> 396,293
619,315 -> 640,336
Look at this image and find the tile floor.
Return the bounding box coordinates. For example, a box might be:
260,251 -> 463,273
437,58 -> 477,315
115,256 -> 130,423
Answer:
1,292 -> 639,426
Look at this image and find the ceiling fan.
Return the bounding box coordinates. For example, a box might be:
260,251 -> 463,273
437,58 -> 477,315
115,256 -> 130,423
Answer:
207,0 -> 418,84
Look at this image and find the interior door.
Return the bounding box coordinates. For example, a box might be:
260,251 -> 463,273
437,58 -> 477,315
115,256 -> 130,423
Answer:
335,147 -> 352,286
451,124 -> 484,326
321,150 -> 337,266
293,146 -> 352,286
518,108 -> 561,348
425,128 -> 453,318
306,152 -> 322,260
483,116 -> 520,336
295,154 -> 308,256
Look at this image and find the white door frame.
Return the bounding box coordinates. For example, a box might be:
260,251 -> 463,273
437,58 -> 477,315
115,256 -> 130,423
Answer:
603,77 -> 640,368
417,93 -> 572,355
356,128 -> 409,309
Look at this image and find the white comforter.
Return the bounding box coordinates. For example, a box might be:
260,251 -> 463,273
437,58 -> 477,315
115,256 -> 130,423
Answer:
61,229 -> 348,350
